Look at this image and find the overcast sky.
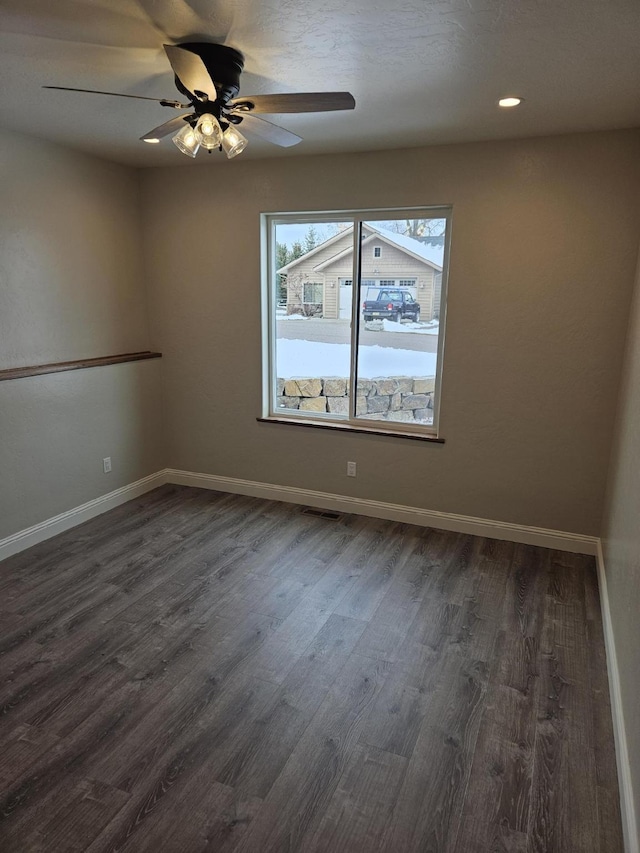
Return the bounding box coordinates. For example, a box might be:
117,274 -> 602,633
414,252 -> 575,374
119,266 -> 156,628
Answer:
274,219 -> 446,251
274,222 -> 345,249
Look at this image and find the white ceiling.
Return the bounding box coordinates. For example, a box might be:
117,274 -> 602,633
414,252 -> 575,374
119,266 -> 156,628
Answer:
1,0 -> 639,167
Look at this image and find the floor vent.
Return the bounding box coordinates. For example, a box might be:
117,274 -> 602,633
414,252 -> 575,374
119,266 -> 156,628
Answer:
301,507 -> 342,520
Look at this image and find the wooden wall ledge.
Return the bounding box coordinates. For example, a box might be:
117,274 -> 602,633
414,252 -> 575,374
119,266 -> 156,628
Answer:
0,351 -> 162,382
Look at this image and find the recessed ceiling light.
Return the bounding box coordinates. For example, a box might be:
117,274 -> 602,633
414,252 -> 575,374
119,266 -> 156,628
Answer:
142,137 -> 161,144
498,97 -> 522,108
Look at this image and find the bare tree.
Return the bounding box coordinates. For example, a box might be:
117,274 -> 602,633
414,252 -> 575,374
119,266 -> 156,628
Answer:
384,218 -> 446,238
286,272 -> 322,317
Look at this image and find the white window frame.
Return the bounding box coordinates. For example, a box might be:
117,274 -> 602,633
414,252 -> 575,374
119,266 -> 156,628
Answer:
261,206 -> 451,439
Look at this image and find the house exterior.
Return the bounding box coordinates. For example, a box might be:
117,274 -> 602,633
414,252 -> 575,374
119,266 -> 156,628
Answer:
278,224 -> 443,321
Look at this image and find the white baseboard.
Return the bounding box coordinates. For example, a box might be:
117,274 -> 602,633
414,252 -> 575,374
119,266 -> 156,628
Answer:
0,466 -> 599,562
165,469 -> 598,555
0,471 -> 168,562
596,542 -> 639,853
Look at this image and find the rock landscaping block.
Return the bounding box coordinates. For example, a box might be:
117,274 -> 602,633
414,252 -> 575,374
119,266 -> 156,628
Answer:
300,396 -> 327,412
323,378 -> 347,396
387,410 -> 416,422
352,379 -> 373,396
375,379 -> 398,395
390,392 -> 403,411
277,396 -> 300,409
394,377 -> 414,393
402,394 -> 429,410
285,378 -> 323,397
367,395 -> 390,413
276,376 -> 435,422
327,396 -> 349,414
413,377 -> 435,394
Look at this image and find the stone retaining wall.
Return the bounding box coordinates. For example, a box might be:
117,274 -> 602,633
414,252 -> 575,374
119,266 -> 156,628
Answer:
277,376 -> 435,423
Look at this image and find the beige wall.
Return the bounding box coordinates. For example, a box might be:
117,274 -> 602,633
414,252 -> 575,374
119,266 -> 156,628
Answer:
141,129 -> 640,536
0,129 -> 164,538
601,247 -> 640,841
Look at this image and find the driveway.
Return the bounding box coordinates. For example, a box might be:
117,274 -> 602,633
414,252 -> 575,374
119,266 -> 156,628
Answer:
276,317 -> 439,353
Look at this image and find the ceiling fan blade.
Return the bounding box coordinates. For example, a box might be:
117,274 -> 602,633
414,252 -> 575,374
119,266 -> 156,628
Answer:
140,115 -> 193,142
43,86 -> 186,108
229,112 -> 302,148
229,92 -> 355,114
164,44 -> 216,100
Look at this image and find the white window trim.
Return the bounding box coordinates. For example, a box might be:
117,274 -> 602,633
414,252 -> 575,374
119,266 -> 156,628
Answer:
261,206 -> 452,440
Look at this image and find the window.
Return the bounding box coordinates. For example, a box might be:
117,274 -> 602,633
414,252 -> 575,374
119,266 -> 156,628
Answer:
264,208 -> 450,437
303,282 -> 323,304
379,290 -> 402,303
374,246 -> 381,257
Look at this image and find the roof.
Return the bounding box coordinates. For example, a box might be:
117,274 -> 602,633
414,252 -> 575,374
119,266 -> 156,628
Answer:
277,223 -> 444,274
370,224 -> 444,268
276,228 -> 352,274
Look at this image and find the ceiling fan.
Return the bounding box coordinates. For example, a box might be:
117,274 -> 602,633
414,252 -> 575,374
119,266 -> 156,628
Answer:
44,42 -> 356,159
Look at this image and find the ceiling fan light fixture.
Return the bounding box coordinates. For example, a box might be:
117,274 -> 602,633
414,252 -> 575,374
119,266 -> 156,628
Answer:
45,43 -> 356,160
195,113 -> 222,149
221,124 -> 248,159
172,123 -> 201,157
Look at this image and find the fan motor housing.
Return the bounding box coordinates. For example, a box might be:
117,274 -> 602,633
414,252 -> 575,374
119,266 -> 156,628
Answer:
177,42 -> 245,103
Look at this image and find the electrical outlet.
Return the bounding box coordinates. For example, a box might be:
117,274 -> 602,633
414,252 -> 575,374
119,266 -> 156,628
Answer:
103,457 -> 112,474
347,461 -> 357,477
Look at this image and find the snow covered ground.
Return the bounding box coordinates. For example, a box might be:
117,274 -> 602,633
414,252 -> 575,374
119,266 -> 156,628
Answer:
279,314 -> 440,336
379,319 -> 439,335
277,339 -> 437,379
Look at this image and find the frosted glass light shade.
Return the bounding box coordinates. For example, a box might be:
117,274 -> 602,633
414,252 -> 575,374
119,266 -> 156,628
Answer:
196,113 -> 222,149
221,125 -> 248,159
172,124 -> 200,157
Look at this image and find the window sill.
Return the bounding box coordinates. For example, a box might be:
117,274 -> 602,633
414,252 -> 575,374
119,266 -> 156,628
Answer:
257,416 -> 445,443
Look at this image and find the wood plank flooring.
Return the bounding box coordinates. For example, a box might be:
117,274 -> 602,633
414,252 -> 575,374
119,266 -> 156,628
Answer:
0,485 -> 623,852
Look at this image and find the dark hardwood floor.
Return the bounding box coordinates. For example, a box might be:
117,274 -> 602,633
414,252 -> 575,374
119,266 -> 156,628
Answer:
0,485 -> 623,852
